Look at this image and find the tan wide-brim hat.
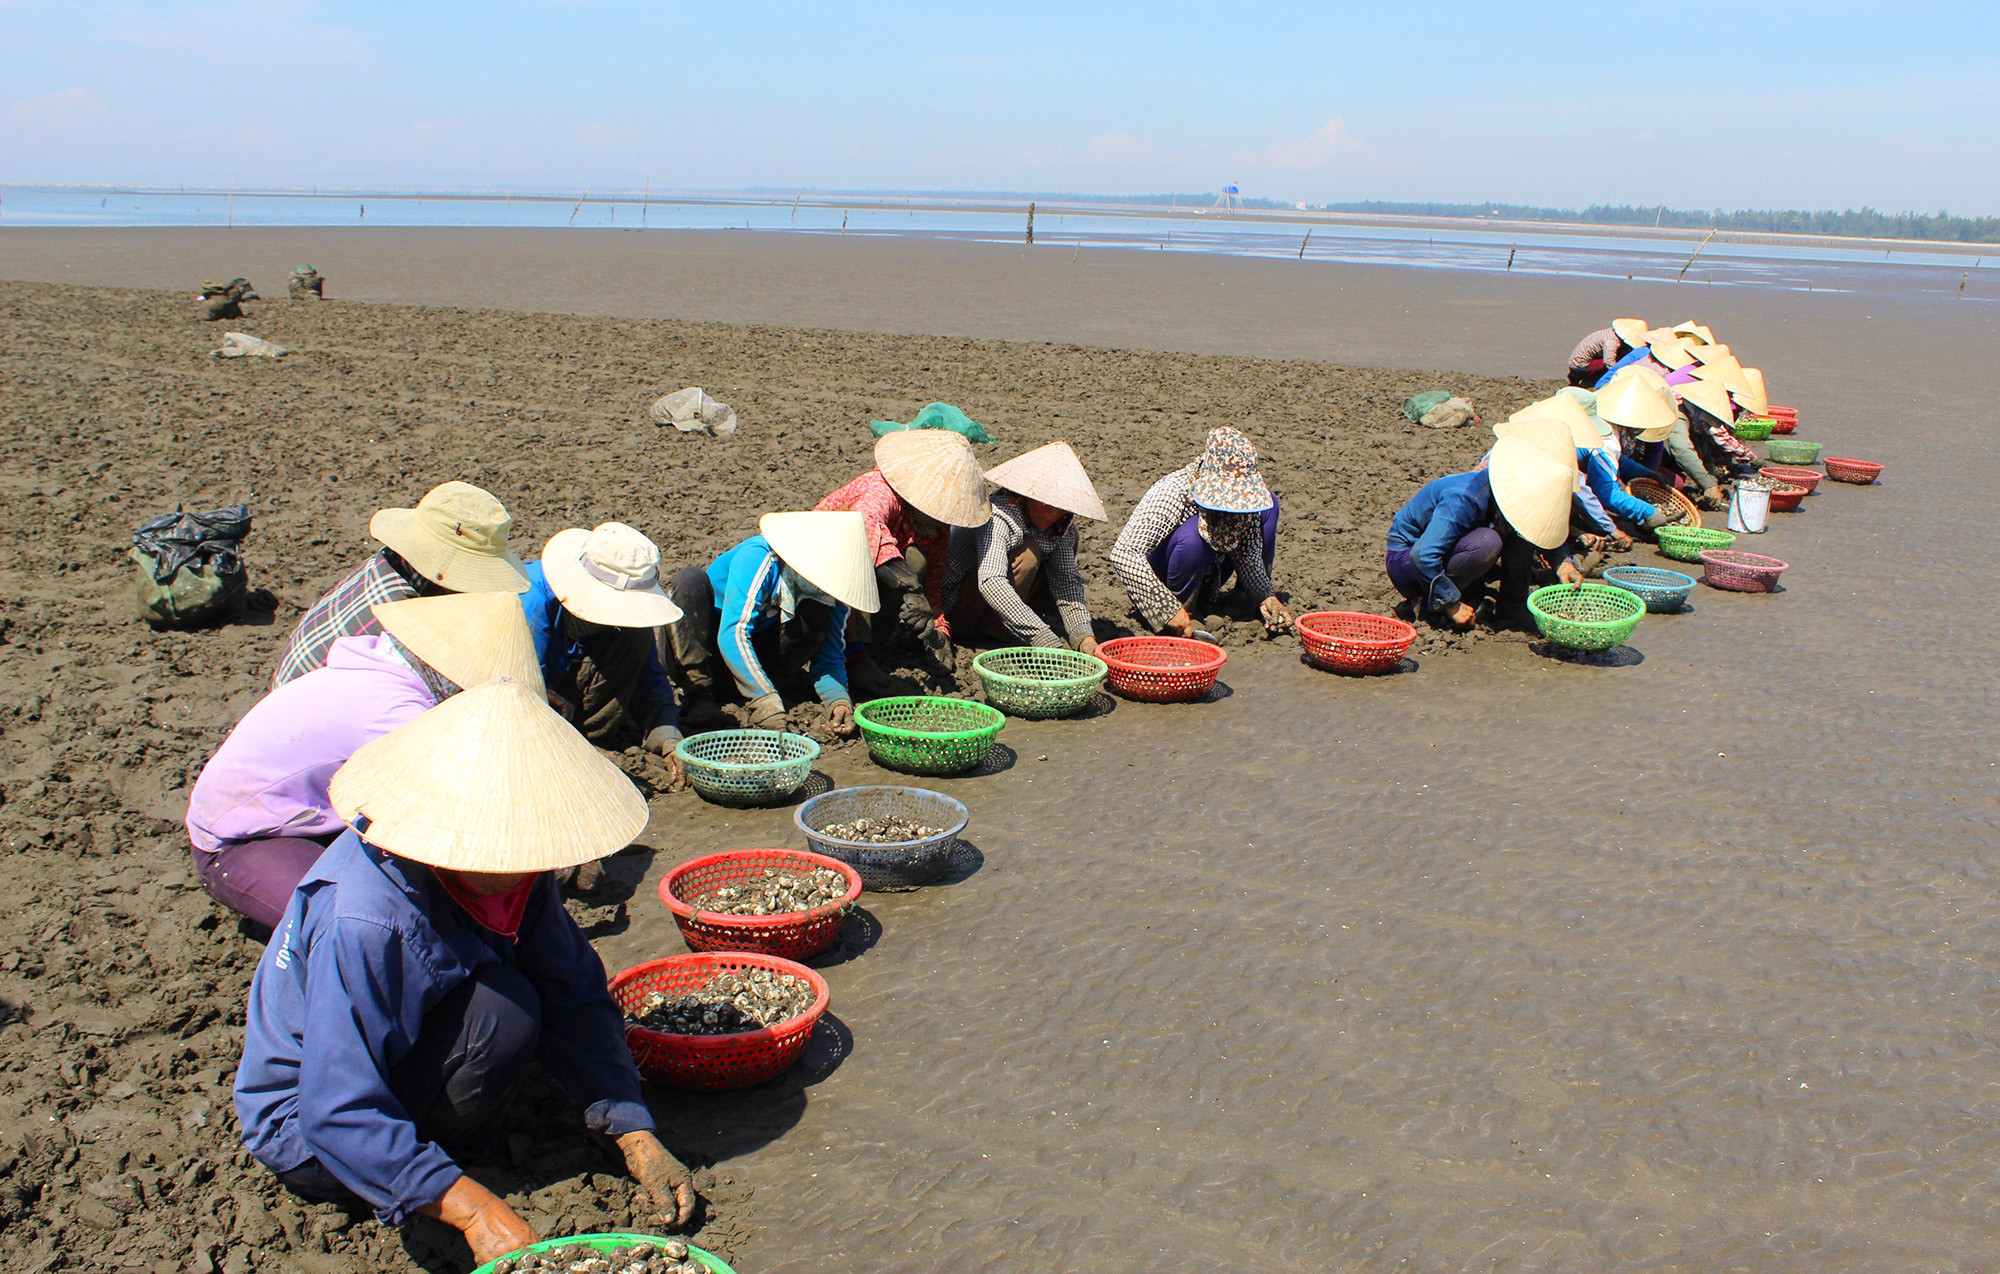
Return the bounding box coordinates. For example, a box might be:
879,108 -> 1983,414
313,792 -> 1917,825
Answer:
1672,376 -> 1736,425
1488,435 -> 1577,550
373,592 -> 545,695
329,677 -> 646,873
1644,332 -> 1697,370
982,440 -> 1108,521
370,481 -> 530,594
1611,317 -> 1650,348
1505,395 -> 1598,451
1733,366 -> 1771,416
1597,365 -> 1679,442
760,511 -> 881,613
540,523 -> 683,628
874,429 -> 993,528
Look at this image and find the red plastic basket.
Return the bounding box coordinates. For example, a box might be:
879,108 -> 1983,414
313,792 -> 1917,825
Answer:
610,953 -> 829,1091
1767,405 -> 1798,434
1823,456 -> 1884,484
659,849 -> 861,960
1095,636 -> 1228,702
1765,482 -> 1808,513
1296,611 -> 1417,674
1759,465 -> 1822,494
1699,549 -> 1790,593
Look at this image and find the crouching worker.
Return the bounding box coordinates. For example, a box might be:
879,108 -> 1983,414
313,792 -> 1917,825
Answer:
943,440 -> 1106,653
816,429 -> 991,698
662,511 -> 881,737
232,678 -> 696,1265
1110,427 -> 1293,638
1386,421 -> 1580,630
186,592 -> 542,930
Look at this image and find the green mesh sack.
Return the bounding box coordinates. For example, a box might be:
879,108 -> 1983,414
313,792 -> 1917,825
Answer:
868,401 -> 994,444
1402,391 -> 1452,423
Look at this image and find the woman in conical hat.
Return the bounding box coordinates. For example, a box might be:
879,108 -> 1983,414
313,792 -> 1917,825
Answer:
1564,317 -> 1649,387
1387,422 -> 1583,630
942,440 -> 1106,653
184,591 -> 541,930
815,427 -> 991,697
232,679 -> 696,1265
661,511 -> 880,738
1670,376 -> 1760,495
1109,427 -> 1294,638
1499,395 -> 1670,549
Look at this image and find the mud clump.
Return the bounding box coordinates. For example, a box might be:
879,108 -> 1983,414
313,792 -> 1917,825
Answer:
629,969 -> 816,1035
689,867 -> 849,916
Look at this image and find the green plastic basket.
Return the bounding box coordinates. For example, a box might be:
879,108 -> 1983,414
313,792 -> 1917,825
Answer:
470,1233 -> 734,1274
1730,417 -> 1775,441
1526,582 -> 1645,651
1654,524 -> 1736,562
1765,437 -> 1822,464
855,696 -> 1005,775
674,730 -> 820,805
972,647 -> 1107,718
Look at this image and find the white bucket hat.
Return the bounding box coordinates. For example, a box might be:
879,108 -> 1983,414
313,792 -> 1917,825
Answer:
369,481 -> 530,594
329,677 -> 647,873
1596,365 -> 1679,442
982,441 -> 1108,521
760,511 -> 881,613
539,523 -> 682,628
874,430 -> 993,528
373,592 -> 546,694
1488,435 -> 1576,550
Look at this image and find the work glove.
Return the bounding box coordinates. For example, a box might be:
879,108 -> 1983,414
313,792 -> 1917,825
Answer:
1643,510 -> 1670,530
642,725 -> 687,790
745,693 -> 787,732
421,1177 -> 537,1267
618,1131 -> 698,1231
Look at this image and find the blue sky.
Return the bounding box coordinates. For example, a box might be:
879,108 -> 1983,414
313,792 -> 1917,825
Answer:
4,1 -> 1998,214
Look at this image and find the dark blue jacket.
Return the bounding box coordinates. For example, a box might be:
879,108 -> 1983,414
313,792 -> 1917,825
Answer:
520,561 -> 680,733
233,831 -> 652,1223
1386,470 -> 1497,612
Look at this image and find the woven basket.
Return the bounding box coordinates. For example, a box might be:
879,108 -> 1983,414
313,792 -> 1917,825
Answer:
1730,418 -> 1775,442
795,785 -> 968,891
1627,478 -> 1702,528
472,1235 -> 733,1274
1296,611 -> 1417,674
1760,465 -> 1823,494
1526,583 -> 1645,651
1654,525 -> 1736,562
610,953 -> 829,1091
1768,405 -> 1798,434
1765,437 -> 1822,464
972,647 -> 1107,718
674,730 -> 820,806
1096,636 -> 1228,702
658,848 -> 861,960
854,696 -> 1004,775
1699,549 -> 1789,593
1765,482 -> 1808,512
1823,456 -> 1884,484
1600,565 -> 1696,613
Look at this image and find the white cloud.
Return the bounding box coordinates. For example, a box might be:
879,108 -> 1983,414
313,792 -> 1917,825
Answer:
575,121 -> 634,148
1086,130 -> 1155,163
1236,117 -> 1384,172
2,87 -> 109,127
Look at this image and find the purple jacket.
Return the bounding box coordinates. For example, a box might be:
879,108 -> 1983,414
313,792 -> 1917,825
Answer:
185,636 -> 437,853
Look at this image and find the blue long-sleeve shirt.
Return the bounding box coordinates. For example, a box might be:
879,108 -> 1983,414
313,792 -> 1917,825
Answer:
1582,449 -> 1659,526
1592,344 -> 1655,390
233,831 -> 653,1224
705,535 -> 851,705
519,561 -> 679,733
1386,469 -> 1500,612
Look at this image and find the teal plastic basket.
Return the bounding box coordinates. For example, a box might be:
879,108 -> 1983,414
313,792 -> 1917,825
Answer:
674,730 -> 819,805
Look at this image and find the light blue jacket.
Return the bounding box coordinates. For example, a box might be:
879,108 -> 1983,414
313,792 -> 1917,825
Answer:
705,535 -> 851,704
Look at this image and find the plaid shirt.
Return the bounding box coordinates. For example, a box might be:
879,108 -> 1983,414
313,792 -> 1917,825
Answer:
1703,417 -> 1759,464
1110,467 -> 1274,629
271,550 -> 425,688
941,495 -> 1093,649
815,468 -> 952,637
1567,327 -> 1628,371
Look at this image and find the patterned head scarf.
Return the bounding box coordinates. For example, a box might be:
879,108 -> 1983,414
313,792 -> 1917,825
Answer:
1197,510 -> 1258,554
1189,427 -> 1274,514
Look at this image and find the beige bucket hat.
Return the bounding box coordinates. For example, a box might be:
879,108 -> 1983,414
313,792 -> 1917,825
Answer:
369,481 -> 530,594
874,430 -> 993,528
1506,395 -> 1599,450
1488,435 -> 1577,550
982,441 -> 1108,521
373,592 -> 545,695
1672,376 -> 1736,425
539,523 -> 682,629
760,511 -> 881,613
1596,365 -> 1679,442
1611,317 -> 1650,348
1733,366 -> 1771,417
329,677 -> 647,873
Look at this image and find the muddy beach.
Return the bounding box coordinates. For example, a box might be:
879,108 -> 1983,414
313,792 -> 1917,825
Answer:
2,230 -> 1998,1273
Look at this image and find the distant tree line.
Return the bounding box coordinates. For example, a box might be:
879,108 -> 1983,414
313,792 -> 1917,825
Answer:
1319,201 -> 2000,244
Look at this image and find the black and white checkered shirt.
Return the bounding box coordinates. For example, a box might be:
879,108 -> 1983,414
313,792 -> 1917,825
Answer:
941,496 -> 1093,649
1109,467 -> 1273,629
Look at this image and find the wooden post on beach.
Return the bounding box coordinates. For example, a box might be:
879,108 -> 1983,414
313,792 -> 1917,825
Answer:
1676,229 -> 1718,282
227,193 -> 233,229
1026,202 -> 1035,245
569,186 -> 592,226
1298,229 -> 1312,259
1961,272 -> 1970,299
643,177 -> 649,229
791,188 -> 803,221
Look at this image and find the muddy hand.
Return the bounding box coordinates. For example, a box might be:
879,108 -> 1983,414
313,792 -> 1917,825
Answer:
618,1131 -> 698,1230
1164,607 -> 1196,638
1259,596 -> 1294,634
421,1176 -> 537,1266
826,699 -> 856,737
1557,560 -> 1586,585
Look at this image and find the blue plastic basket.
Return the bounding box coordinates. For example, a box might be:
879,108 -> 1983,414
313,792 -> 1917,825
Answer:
1601,565 -> 1697,614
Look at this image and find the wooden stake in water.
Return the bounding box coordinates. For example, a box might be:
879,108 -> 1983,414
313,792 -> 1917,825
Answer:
569,186 -> 592,225
227,192 -> 233,228
1298,229 -> 1312,259
1676,229 -> 1718,282
1025,202 -> 1035,245
791,188 -> 802,221
643,177 -> 649,229
841,209 -> 848,233
1506,244 -> 1516,271
1071,242 -> 1080,264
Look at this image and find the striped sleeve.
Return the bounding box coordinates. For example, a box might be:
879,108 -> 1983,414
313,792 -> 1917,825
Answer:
972,505 -> 1064,649
1044,526 -> 1095,648
1110,470 -> 1196,630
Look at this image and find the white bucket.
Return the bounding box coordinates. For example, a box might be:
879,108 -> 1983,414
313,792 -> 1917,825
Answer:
1728,484 -> 1770,533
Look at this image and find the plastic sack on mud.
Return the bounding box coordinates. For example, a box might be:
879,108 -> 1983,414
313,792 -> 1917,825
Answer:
868,401 -> 994,444
288,265 -> 324,300
130,505 -> 255,628
651,387 -> 739,436
1402,390 -> 1452,423
216,333 -> 289,358
1418,396 -> 1478,429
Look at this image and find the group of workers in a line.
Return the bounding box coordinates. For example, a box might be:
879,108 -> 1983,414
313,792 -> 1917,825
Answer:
1389,315 -> 1772,629
190,423 -> 1292,1262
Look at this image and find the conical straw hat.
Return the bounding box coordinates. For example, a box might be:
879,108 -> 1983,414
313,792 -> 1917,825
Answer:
1672,376 -> 1736,425
1596,365 -> 1679,442
1689,342 -> 1734,365
760,511 -> 881,613
1644,333 -> 1696,370
1733,366 -> 1770,416
1488,435 -> 1576,550
982,440 -> 1108,521
1671,321 -> 1716,345
874,430 -> 992,528
373,592 -> 545,695
1689,354 -> 1752,396
1506,395 -> 1598,450
1611,317 -> 1650,348
329,677 -> 646,873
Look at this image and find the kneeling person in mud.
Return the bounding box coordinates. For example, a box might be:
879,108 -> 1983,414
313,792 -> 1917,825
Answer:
661,511 -> 881,737
815,428 -> 992,699
233,679 -> 695,1265
943,440 -> 1107,653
